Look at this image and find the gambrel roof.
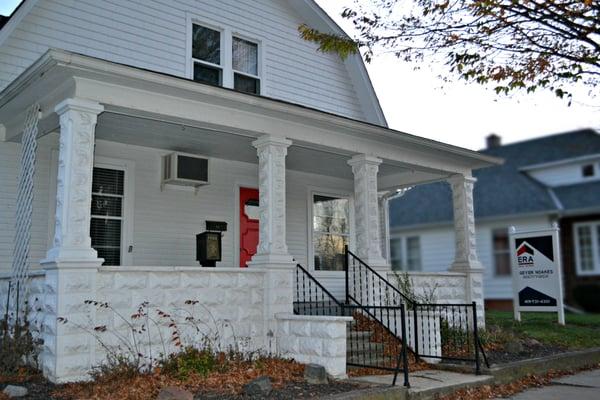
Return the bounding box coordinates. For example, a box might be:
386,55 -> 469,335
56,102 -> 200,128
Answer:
0,0 -> 387,126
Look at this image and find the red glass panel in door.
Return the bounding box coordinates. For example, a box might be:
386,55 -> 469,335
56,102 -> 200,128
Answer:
239,187 -> 259,268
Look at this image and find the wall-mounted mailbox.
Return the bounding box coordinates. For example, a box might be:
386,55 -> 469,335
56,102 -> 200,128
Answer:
206,221 -> 227,232
196,231 -> 222,267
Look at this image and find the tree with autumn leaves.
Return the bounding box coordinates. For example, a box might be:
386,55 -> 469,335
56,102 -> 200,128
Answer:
301,0 -> 599,102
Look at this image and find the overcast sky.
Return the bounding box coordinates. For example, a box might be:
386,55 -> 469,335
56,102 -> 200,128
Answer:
1,0 -> 597,150
315,0 -> 599,150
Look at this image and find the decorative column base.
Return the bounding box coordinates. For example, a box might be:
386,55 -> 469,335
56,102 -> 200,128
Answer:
249,258 -> 296,352
39,259 -> 102,383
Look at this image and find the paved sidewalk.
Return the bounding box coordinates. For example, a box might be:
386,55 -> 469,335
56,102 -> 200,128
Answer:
350,369 -> 493,398
496,369 -> 600,400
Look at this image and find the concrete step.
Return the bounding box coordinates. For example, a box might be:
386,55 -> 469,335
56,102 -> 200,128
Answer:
347,354 -> 395,367
346,330 -> 372,340
347,342 -> 385,355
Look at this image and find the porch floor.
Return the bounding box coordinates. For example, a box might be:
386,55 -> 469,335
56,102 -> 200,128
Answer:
349,369 -> 493,397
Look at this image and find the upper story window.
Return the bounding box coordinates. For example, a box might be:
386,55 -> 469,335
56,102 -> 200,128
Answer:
191,23 -> 261,95
233,37 -> 260,94
582,164 -> 596,178
192,25 -> 222,86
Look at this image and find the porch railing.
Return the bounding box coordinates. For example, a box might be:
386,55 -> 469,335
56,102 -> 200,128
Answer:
294,264 -> 410,387
344,247 -> 488,374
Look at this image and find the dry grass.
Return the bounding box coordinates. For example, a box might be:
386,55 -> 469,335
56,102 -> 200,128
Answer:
51,356 -> 304,400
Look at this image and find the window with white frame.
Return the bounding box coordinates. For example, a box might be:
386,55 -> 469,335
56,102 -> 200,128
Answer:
90,167 -> 125,266
232,37 -> 260,94
390,236 -> 421,271
191,23 -> 261,94
312,194 -> 350,271
492,228 -> 511,276
574,221 -> 600,275
192,24 -> 223,87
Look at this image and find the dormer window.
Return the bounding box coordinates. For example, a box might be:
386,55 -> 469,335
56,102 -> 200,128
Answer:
582,164 -> 595,178
190,23 -> 261,95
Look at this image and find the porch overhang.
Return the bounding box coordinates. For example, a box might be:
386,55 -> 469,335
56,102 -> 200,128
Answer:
0,49 -> 502,186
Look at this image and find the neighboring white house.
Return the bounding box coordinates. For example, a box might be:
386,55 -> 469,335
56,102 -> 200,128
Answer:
389,130 -> 600,310
0,0 -> 499,382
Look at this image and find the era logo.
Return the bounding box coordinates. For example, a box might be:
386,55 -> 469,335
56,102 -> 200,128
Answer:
518,255 -> 534,265
517,243 -> 534,266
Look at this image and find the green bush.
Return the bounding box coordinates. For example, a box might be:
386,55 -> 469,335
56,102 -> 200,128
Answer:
160,347 -> 218,379
573,284 -> 600,313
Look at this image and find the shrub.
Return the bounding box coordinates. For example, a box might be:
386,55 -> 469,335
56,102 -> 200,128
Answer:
58,299 -> 251,380
0,318 -> 38,376
160,347 -> 218,379
573,284 -> 600,313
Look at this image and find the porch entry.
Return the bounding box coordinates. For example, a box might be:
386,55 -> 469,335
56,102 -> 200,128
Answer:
239,187 -> 259,268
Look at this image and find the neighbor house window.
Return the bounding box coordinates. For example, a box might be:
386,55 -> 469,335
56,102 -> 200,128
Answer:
191,24 -> 261,94
582,164 -> 596,178
492,228 -> 511,276
191,24 -> 222,86
574,221 -> 600,275
90,167 -> 125,266
313,195 -> 350,271
390,236 -> 421,271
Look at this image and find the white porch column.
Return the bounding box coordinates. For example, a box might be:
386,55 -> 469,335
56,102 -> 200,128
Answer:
43,98 -> 105,266
40,98 -> 104,383
249,135 -> 295,347
448,174 -> 485,326
348,154 -> 387,267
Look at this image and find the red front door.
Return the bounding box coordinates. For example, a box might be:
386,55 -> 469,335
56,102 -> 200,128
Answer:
239,187 -> 259,268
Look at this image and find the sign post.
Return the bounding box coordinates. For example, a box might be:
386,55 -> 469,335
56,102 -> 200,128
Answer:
509,224 -> 565,325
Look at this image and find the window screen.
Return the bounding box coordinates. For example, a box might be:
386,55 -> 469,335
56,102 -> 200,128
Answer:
233,37 -> 260,94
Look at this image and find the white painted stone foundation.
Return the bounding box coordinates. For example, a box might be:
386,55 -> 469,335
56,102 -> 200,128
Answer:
38,266 -> 271,382
275,313 -> 351,379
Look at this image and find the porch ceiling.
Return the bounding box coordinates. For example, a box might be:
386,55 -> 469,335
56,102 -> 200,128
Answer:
95,111 -> 406,181
0,49 -> 502,186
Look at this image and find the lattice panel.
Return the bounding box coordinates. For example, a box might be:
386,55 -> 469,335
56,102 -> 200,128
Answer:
10,103 -> 39,318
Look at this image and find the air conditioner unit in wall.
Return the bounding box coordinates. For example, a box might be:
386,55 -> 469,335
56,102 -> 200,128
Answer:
162,152 -> 209,188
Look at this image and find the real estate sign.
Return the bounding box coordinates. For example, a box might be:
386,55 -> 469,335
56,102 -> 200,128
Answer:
509,225 -> 565,325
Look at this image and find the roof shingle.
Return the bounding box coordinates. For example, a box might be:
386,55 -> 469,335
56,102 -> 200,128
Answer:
390,129 -> 600,228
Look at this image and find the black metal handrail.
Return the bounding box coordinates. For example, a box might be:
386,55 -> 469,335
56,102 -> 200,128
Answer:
345,247 -> 414,307
344,247 -> 488,375
294,263 -> 410,386
294,264 -> 345,316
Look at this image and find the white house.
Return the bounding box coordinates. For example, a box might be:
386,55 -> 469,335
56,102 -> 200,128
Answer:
0,0 -> 499,383
389,130 -> 600,310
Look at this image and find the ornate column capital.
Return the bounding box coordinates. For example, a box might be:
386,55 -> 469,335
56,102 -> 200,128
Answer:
43,98 -> 104,268
348,154 -> 382,170
249,135 -> 294,267
54,98 -> 105,117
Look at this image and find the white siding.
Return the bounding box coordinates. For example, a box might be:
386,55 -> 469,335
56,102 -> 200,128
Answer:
391,215 -> 554,300
0,138 -> 354,280
527,157 -> 600,187
0,0 -> 366,120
